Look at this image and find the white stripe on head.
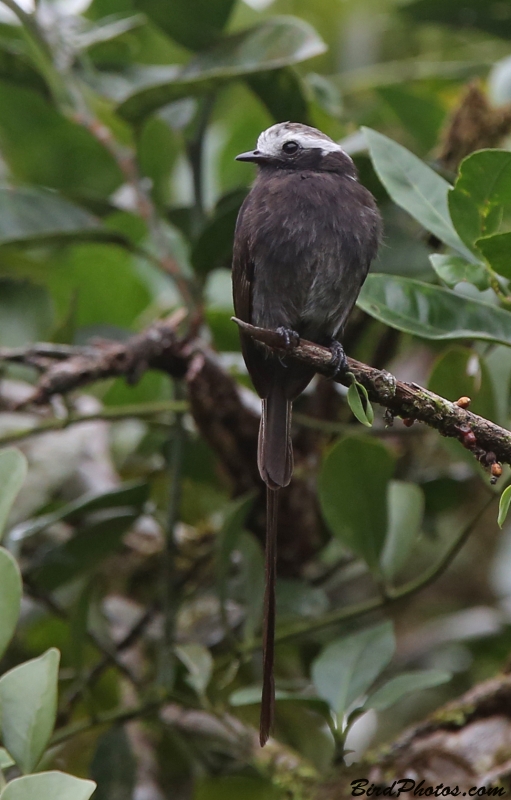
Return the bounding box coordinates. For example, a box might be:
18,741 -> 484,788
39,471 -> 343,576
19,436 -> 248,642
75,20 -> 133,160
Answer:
256,122 -> 346,157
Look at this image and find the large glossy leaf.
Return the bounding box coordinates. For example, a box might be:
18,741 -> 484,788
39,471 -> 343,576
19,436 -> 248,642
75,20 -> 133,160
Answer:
448,150 -> 511,253
133,0 -> 236,51
362,127 -> 474,261
0,448 -> 26,540
380,481 -> 424,582
0,547 -> 22,660
428,346 -> 496,421
0,772 -> 96,800
0,649 -> 59,774
0,187 -> 106,248
318,437 -> 394,572
476,232 -> 511,281
0,81 -> 123,198
365,669 -> 451,712
311,622 -> 395,717
113,18 -> 326,121
402,0 -> 511,40
358,274 -> 511,346
30,511 -> 139,591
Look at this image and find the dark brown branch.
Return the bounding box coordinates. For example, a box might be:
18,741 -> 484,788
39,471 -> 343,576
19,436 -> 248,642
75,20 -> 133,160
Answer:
233,318 -> 511,470
5,311 -> 508,570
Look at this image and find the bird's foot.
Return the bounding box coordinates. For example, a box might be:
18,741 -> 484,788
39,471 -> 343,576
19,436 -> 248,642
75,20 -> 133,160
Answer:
276,326 -> 300,351
328,340 -> 348,378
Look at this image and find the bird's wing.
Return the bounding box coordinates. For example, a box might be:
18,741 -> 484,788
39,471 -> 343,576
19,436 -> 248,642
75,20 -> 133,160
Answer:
232,197 -> 273,399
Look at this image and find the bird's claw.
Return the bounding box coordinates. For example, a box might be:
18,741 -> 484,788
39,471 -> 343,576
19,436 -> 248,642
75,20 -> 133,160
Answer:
276,326 -> 300,351
329,340 -> 348,378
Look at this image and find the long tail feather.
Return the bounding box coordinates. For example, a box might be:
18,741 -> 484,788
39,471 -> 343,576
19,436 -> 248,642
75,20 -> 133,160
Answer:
258,385 -> 293,489
260,485 -> 279,746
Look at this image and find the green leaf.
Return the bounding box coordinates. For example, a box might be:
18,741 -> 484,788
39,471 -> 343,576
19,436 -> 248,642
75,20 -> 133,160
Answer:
358,274 -> 511,346
175,643 -> 213,698
0,649 -> 59,774
137,116 -> 179,210
0,749 -> 14,770
365,669 -> 451,712
216,493 -> 256,604
311,622 -> 395,717
191,189 -> 247,277
0,449 -> 26,540
448,150 -> 511,254
195,776 -> 281,800
76,14 -> 145,50
0,772 -> 96,800
30,511 -> 139,591
380,481 -> 424,582
237,532 -> 265,643
346,374 -> 374,427
402,0 -> 511,41
362,127 -> 474,261
0,81 -> 123,198
90,727 -> 136,800
428,346 -> 496,421
429,254 -> 490,291
134,0 -> 237,51
229,686 -> 292,706
476,232 -> 511,281
114,18 -> 326,121
376,86 -> 445,152
0,279 -> 53,346
0,187 -> 107,249
0,547 -> 22,660
306,72 -> 342,118
318,437 -> 394,571
46,244 -> 151,331
11,480 -> 149,543
498,485 -> 511,528
247,68 -> 309,124
229,686 -> 331,717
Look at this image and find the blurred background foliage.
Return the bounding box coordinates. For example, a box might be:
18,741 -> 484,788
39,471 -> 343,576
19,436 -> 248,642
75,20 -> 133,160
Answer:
1,0 -> 511,797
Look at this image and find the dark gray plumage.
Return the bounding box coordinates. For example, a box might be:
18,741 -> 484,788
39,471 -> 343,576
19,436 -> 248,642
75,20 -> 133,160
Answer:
232,121 -> 382,745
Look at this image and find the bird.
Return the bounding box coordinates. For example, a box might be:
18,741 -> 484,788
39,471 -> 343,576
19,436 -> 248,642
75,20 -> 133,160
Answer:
231,121 -> 382,746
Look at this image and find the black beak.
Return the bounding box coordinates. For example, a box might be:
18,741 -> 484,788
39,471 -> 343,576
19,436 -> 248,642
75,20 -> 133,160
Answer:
235,150 -> 267,163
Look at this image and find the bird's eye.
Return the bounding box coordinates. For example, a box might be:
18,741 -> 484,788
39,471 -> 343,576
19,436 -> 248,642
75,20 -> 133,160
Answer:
282,140 -> 299,155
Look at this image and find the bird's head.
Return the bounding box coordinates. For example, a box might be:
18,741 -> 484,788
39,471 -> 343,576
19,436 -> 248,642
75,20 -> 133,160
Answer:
235,122 -> 356,176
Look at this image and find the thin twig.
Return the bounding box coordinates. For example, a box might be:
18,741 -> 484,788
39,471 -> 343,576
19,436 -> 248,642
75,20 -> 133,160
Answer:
24,579 -> 141,687
64,603 -> 158,713
0,400 -> 188,447
159,383 -> 186,689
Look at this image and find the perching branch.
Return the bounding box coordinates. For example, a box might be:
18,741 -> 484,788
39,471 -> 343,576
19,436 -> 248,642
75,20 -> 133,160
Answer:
233,318 -> 511,473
